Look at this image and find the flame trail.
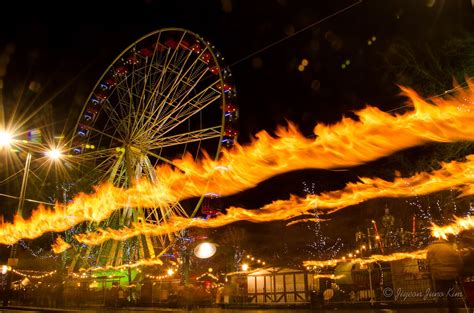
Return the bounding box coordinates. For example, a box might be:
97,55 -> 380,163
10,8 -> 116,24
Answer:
51,236 -> 71,254
74,155 -> 474,246
75,196 -> 322,245
303,249 -> 427,267
1,85 -> 474,244
316,154 -> 474,215
431,215 -> 474,239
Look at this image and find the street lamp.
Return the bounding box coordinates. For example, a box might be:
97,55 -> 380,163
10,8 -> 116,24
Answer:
194,242 -> 217,259
0,131 -> 12,147
45,148 -> 62,160
2,136 -> 64,306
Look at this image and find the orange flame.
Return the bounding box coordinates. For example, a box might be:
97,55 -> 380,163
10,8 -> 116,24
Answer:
431,215 -> 474,239
1,84 -> 474,244
75,155 -> 474,246
315,155 -> 474,214
51,236 -> 71,254
147,84 -> 474,204
75,196 -> 322,245
303,249 -> 427,267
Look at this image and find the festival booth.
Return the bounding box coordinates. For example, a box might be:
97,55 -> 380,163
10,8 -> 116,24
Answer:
246,267 -> 310,304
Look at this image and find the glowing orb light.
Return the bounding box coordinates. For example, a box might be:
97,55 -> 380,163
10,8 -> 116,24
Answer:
46,149 -> 62,160
0,131 -> 12,146
194,242 -> 216,259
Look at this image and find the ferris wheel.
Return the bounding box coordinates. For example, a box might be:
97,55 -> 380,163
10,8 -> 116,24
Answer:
68,28 -> 238,270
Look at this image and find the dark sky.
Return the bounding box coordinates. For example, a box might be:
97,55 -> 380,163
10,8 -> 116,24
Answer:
1,0 -> 472,136
1,0 -> 471,140
1,0 -> 474,261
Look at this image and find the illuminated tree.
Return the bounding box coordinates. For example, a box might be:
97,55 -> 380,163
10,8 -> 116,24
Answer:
302,181 -> 342,259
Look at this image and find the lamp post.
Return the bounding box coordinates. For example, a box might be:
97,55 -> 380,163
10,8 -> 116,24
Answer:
1,132 -> 63,306
8,151 -> 32,260
178,240 -> 217,309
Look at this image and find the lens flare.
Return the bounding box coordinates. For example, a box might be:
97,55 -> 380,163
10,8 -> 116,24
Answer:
431,215 -> 474,239
0,131 -> 13,147
45,148 -> 62,160
1,84 -> 474,244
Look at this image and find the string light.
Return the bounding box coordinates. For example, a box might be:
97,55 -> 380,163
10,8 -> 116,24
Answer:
12,269 -> 56,279
304,249 -> 426,268
196,273 -> 219,281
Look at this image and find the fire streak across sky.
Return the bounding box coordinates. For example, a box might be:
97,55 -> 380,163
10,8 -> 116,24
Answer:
431,215 -> 474,239
73,155 -> 474,246
1,84 -> 474,245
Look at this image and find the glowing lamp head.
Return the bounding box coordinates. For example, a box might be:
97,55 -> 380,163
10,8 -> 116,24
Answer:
194,242 -> 217,259
1,265 -> 9,275
167,269 -> 174,276
241,263 -> 249,271
0,131 -> 12,147
46,149 -> 62,160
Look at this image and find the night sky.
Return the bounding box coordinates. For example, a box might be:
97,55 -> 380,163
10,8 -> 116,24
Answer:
1,0 -> 474,263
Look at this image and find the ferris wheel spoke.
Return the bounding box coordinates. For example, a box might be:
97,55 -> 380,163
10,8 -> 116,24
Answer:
143,150 -> 184,171
129,45 -> 212,142
131,72 -> 209,141
155,86 -> 221,138
131,51 -> 200,139
68,148 -> 119,163
153,80 -> 219,134
136,34 -> 201,120
125,53 -> 175,140
84,123 -> 126,145
148,125 -> 222,148
154,50 -> 211,121
120,75 -> 137,136
146,36 -> 186,108
100,98 -> 130,139
87,155 -> 119,179
173,202 -> 189,218
153,49 -> 208,119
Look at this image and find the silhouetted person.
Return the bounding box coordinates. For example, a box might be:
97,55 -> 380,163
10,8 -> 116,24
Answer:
117,286 -> 125,307
427,235 -> 463,313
